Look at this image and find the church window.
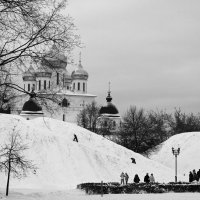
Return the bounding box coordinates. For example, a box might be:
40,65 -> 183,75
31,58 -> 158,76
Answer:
39,80 -> 41,90
83,83 -> 85,92
44,80 -> 46,90
57,72 -> 59,85
78,82 -> 80,90
28,84 -> 30,91
24,84 -> 25,90
73,83 -> 75,90
49,81 -> 50,89
63,74 -> 65,87
33,84 -> 35,90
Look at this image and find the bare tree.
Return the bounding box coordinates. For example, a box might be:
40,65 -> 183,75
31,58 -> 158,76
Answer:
0,125 -> 36,196
167,108 -> 200,134
0,0 -> 80,111
77,101 -> 100,132
119,106 -> 147,152
97,118 -> 113,137
0,0 -> 80,69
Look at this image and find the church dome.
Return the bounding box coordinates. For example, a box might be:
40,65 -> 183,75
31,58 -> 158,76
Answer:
22,63 -> 36,81
35,65 -> 52,78
99,102 -> 119,115
22,98 -> 42,112
42,44 -> 67,69
99,90 -> 120,117
20,92 -> 43,116
71,57 -> 88,80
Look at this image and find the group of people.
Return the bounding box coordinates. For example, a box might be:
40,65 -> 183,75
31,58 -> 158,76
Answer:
120,172 -> 129,185
189,169 -> 200,182
120,172 -> 155,185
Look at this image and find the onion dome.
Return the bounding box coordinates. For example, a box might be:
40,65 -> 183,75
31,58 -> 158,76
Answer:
22,63 -> 36,81
71,53 -> 88,80
99,92 -> 119,117
35,65 -> 52,78
20,91 -> 43,116
42,44 -> 67,69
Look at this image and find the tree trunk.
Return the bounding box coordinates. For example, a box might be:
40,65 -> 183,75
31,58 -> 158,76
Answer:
6,159 -> 11,196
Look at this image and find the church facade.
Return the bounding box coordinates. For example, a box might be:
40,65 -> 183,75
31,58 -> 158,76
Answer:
12,45 -> 96,123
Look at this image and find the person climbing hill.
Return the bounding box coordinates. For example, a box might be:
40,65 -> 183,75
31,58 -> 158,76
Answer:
73,134 -> 78,142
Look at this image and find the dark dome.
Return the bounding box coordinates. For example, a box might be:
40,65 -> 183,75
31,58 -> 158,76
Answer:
22,98 -> 42,112
42,44 -> 67,69
99,102 -> 119,115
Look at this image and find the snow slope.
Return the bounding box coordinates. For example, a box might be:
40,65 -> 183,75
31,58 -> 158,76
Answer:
149,132 -> 200,176
0,114 -> 184,189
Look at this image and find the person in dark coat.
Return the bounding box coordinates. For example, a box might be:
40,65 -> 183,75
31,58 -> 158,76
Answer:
144,173 -> 150,183
124,172 -> 129,185
197,169 -> 200,181
193,169 -> 198,181
134,174 -> 140,183
131,158 -> 136,164
189,171 -> 193,183
120,172 -> 125,185
73,134 -> 78,142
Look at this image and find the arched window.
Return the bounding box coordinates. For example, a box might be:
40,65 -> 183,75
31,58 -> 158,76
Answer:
83,83 -> 85,92
49,81 -> 50,89
28,84 -> 30,91
39,80 -> 41,90
78,82 -> 80,90
57,72 -> 59,85
73,83 -> 75,90
44,80 -> 46,90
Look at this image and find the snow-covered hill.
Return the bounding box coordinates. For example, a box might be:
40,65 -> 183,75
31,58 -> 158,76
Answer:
0,114 -> 183,189
149,132 -> 200,177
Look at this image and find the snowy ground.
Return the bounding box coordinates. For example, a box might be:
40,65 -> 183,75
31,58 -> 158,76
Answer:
1,115 -> 198,199
0,114 -> 183,190
0,189 -> 200,200
149,132 -> 200,177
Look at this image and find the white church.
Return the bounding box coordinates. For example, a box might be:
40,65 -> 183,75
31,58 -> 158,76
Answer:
9,44 -> 121,128
12,45 -> 96,123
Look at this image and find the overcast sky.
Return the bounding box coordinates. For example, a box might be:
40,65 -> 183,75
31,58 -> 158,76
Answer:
66,0 -> 200,115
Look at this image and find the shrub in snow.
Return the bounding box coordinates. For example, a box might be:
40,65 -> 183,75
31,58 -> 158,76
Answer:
77,182 -> 200,194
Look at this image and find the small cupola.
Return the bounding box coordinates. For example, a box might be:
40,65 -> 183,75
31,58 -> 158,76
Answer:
20,90 -> 44,120
99,82 -> 120,117
71,53 -> 88,80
